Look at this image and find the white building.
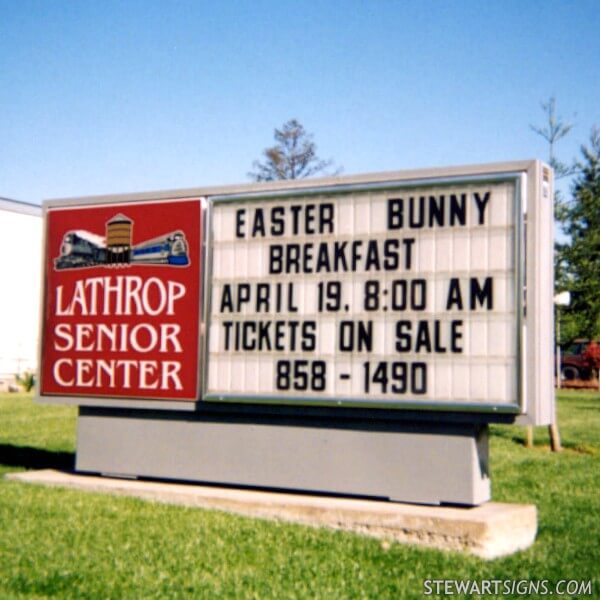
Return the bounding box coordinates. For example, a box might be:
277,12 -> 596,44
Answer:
0,197 -> 42,390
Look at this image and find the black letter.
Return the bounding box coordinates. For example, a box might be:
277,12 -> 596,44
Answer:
446,278 -> 464,310
451,320 -> 463,353
429,195 -> 445,227
252,209 -> 266,237
271,206 -> 285,235
256,283 -> 270,312
223,321 -> 233,350
409,197 -> 425,228
449,194 -> 466,226
269,245 -> 283,274
470,277 -> 493,310
236,283 -> 251,311
473,192 -> 491,225
220,285 -> 234,312
387,198 -> 403,230
320,203 -> 335,234
395,321 -> 412,352
236,209 -> 246,238
402,238 -> 415,270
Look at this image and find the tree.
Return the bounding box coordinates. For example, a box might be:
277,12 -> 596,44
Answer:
249,119 -> 340,181
530,97 -> 576,181
530,98 -> 576,342
559,128 -> 600,341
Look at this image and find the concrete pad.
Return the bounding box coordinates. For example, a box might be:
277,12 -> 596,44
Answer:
6,469 -> 536,559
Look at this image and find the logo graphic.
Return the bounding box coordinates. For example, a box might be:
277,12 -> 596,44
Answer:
54,213 -> 190,270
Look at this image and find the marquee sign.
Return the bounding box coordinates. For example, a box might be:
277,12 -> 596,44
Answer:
205,175 -> 524,412
37,161 -> 554,421
39,198 -> 202,401
36,162 -> 555,507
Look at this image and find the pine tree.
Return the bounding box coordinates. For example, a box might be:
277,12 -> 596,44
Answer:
560,128 -> 600,340
530,97 -> 576,181
530,98 -> 576,313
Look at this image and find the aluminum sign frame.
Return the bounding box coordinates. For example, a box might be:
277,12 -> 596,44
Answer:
202,172 -> 525,414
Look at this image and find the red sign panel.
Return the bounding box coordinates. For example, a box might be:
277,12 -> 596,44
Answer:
40,198 -> 202,401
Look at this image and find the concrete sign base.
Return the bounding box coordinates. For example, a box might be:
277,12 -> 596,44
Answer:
6,469 -> 536,559
75,407 -> 491,506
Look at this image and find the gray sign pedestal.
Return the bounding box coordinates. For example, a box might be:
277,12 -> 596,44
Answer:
76,407 -> 490,506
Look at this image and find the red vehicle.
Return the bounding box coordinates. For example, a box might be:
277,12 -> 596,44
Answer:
560,339 -> 600,380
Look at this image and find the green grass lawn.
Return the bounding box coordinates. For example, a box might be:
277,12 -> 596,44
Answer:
1,392 -> 599,599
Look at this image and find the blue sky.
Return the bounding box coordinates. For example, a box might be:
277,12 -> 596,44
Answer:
1,0 -> 598,203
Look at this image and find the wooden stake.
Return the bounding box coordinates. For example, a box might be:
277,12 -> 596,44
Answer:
549,423 -> 562,452
525,426 -> 534,448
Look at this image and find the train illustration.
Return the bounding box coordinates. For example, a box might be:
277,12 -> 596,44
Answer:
130,231 -> 189,266
55,228 -> 190,270
55,231 -> 108,269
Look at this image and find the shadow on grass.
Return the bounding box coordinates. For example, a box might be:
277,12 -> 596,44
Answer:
490,428 -> 528,446
0,444 -> 74,471
575,404 -> 600,412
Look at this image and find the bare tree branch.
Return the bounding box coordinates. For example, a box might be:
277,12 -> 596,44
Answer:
249,119 -> 341,181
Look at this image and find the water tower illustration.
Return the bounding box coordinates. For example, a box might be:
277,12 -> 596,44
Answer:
105,214 -> 132,265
